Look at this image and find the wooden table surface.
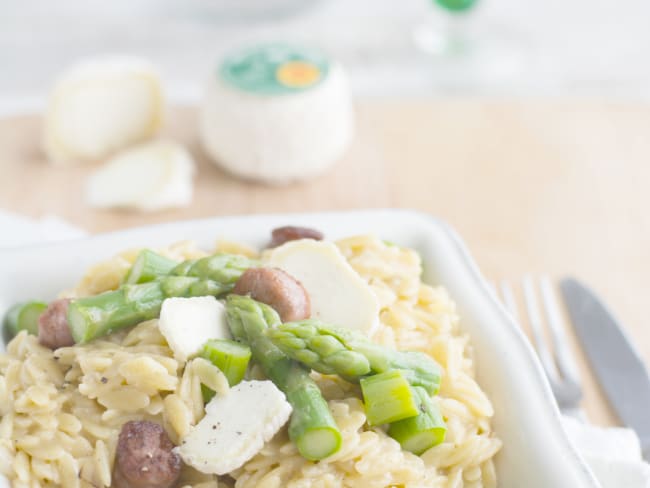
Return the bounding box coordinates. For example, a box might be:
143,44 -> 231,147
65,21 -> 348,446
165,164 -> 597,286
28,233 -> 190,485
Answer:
2,100 -> 650,427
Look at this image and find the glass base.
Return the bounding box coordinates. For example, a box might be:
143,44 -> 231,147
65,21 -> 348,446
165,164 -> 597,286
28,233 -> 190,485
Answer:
413,19 -> 531,88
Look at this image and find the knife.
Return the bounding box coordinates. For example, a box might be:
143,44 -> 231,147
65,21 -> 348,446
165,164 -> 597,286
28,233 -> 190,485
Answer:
560,277 -> 650,460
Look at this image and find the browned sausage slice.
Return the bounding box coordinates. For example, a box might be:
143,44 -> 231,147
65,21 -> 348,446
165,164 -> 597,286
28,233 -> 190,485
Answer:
38,298 -> 74,349
113,420 -> 181,488
232,268 -> 310,322
268,226 -> 324,248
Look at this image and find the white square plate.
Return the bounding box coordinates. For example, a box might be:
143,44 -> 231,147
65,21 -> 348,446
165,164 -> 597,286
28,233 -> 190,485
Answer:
0,209 -> 600,488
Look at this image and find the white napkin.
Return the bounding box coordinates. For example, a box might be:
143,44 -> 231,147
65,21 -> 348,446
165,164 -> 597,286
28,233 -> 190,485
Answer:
563,416 -> 650,488
0,210 -> 87,248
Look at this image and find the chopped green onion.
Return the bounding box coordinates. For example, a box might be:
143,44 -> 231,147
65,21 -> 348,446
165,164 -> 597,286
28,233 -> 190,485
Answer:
388,386 -> 446,455
360,370 -> 419,426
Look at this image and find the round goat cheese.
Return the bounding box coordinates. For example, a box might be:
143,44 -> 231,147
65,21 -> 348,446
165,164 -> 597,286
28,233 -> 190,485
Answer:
200,44 -> 354,184
43,56 -> 164,165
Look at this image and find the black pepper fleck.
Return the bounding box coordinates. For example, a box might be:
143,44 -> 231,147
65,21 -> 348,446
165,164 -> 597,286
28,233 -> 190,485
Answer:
100,377 -> 108,384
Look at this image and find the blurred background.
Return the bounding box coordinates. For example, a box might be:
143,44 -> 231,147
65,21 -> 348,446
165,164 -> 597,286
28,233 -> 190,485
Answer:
2,0 -> 650,113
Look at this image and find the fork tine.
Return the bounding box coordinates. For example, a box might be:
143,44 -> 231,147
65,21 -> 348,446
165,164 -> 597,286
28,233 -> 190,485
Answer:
539,276 -> 582,385
522,276 -> 560,382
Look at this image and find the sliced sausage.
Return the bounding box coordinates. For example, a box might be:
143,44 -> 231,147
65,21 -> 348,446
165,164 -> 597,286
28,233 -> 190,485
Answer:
113,420 -> 181,488
268,226 -> 324,248
38,298 -> 74,349
233,267 -> 310,322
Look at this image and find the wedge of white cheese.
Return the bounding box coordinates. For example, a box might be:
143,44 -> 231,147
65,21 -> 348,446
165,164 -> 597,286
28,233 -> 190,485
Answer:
44,55 -> 164,165
85,140 -> 195,212
176,380 -> 292,475
158,296 -> 230,362
266,239 -> 380,335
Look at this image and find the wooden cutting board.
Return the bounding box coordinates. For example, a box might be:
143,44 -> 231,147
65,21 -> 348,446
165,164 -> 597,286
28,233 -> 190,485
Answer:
2,100 -> 650,427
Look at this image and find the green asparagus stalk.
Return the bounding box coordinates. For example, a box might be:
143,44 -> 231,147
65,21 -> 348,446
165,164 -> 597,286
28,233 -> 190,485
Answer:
125,251 -> 257,285
225,295 -> 342,461
123,250 -> 178,284
68,277 -> 221,343
360,370 -> 419,425
67,253 -> 255,344
200,339 -> 251,386
200,339 -> 252,402
2,301 -> 48,343
388,386 -> 446,455
266,321 -> 442,394
169,253 -> 256,285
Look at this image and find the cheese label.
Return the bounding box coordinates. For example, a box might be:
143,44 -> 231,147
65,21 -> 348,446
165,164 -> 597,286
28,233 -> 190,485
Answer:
220,44 -> 329,95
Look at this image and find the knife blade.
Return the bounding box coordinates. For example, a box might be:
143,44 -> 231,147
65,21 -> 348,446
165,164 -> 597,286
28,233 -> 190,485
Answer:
560,277 -> 650,460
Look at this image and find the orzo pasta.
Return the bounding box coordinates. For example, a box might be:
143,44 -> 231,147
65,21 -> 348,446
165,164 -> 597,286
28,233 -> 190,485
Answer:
0,232 -> 501,488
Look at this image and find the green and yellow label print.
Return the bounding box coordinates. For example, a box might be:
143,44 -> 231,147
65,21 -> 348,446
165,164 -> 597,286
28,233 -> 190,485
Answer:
220,44 -> 330,95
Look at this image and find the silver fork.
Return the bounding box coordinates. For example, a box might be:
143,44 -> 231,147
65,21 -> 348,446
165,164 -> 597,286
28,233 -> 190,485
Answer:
496,276 -> 585,419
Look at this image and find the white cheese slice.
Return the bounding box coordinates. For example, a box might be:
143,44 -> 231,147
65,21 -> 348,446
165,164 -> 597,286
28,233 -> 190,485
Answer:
266,239 -> 380,335
176,380 -> 292,475
85,140 -> 195,212
44,55 -> 164,165
158,296 -> 230,362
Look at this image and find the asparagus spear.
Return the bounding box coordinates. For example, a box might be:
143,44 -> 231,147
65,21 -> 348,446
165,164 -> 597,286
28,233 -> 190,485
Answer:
200,339 -> 252,402
387,386 -> 446,455
68,277 -> 219,343
68,253 -> 256,344
200,339 -> 252,386
266,321 -> 442,394
123,249 -> 179,284
360,370 -> 419,425
170,253 -> 256,285
2,301 -> 48,343
124,250 -> 257,285
225,295 -> 342,461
